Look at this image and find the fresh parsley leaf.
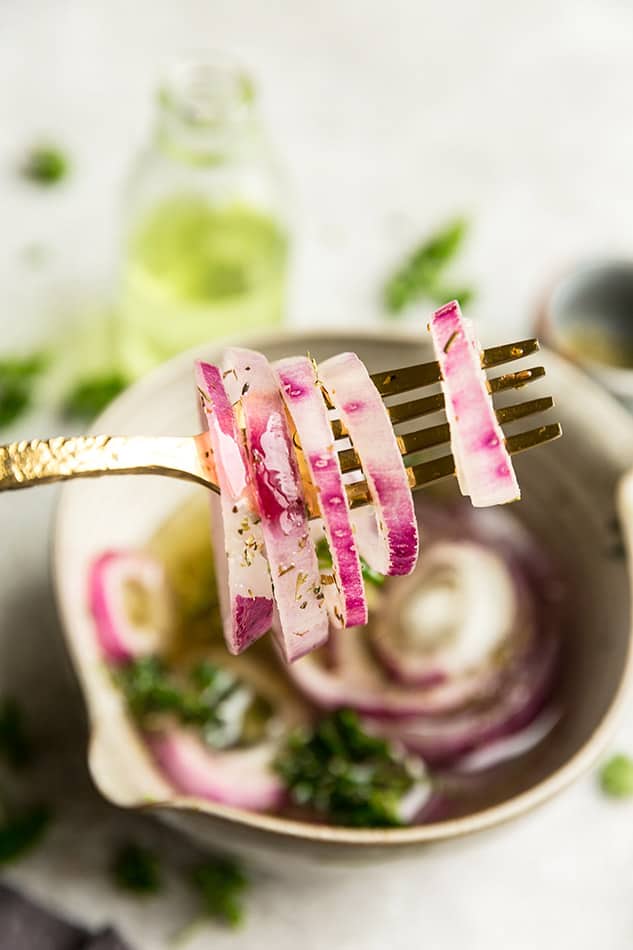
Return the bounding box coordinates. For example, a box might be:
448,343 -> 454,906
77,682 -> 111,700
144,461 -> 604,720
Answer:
0,699 -> 34,769
275,709 -> 420,827
383,218 -> 471,314
115,657 -> 247,748
115,656 -> 188,720
191,856 -> 248,928
0,354 -> 48,429
600,754 -> 633,798
360,561 -> 386,588
316,538 -> 385,588
112,842 -> 162,894
0,803 -> 51,864
21,146 -> 69,185
63,372 -> 128,420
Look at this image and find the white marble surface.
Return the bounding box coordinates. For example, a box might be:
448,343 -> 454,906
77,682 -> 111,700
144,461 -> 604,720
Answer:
3,1 -> 633,947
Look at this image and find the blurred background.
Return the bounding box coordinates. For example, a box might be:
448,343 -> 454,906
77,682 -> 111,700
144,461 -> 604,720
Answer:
3,2 -> 633,948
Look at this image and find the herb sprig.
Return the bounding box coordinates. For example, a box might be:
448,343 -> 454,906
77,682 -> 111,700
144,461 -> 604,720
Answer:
0,803 -> 51,864
191,857 -> 248,928
21,145 -> 69,186
275,709 -> 422,827
115,656 -> 250,748
0,698 -> 34,769
600,754 -> 633,798
112,842 -> 162,894
63,372 -> 128,421
383,218 -> 474,315
0,354 -> 48,429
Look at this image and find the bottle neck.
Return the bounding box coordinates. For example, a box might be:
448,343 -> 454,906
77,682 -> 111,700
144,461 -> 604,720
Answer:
155,55 -> 258,165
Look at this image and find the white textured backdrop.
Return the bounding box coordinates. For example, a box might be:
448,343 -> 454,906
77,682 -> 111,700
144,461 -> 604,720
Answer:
2,2 -> 633,948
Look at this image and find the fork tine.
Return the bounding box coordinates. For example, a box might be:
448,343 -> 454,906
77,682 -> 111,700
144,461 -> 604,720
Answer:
488,365 -> 546,394
335,396 -> 555,475
370,339 -> 540,398
341,421 -> 562,510
495,395 -> 554,424
505,422 -> 562,455
330,364 -> 547,439
330,392 -> 445,439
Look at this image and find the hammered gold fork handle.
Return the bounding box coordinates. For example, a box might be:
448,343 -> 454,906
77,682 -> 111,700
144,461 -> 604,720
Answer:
0,435 -> 218,492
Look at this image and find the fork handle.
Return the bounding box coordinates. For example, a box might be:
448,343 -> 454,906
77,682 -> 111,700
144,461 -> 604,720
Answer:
0,435 -> 217,492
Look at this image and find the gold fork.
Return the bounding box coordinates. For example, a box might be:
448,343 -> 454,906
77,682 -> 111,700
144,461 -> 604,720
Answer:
0,339 -> 561,515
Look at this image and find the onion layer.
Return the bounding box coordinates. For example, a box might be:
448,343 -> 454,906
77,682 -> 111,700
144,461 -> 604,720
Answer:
429,300 -> 520,507
196,360 -> 274,654
370,540 -> 520,686
286,500 -> 562,765
146,730 -> 285,811
318,352 -> 419,576
224,348 -> 329,663
275,355 -> 367,629
89,551 -> 171,664
373,629 -> 559,764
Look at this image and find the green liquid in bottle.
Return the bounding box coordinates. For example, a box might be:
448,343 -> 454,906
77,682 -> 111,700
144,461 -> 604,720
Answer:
118,195 -> 287,377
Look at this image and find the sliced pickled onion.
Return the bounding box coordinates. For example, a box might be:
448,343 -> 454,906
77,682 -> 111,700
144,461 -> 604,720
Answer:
274,355 -> 366,628
224,348 -> 329,663
372,629 -> 559,764
146,730 -> 284,811
370,540 -> 518,686
286,618 -> 508,719
429,300 -> 520,507
318,352 -> 418,576
196,361 -> 273,654
451,705 -> 561,773
89,551 -> 171,664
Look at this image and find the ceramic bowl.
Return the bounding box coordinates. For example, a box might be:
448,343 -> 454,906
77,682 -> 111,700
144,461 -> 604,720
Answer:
53,328 -> 633,867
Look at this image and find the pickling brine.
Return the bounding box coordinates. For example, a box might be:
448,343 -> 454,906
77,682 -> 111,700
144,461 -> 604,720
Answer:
119,196 -> 287,376
116,54 -> 289,378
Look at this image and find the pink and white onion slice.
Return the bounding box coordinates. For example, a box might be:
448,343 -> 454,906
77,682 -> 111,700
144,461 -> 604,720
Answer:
429,300 -> 520,507
224,348 -> 329,663
370,540 -> 519,686
372,628 -> 559,764
89,551 -> 171,664
196,360 -> 273,654
146,729 -> 285,811
450,704 -> 561,773
286,499 -> 562,763
286,620 -> 509,720
318,352 -> 418,576
144,648 -> 305,811
274,355 -> 366,629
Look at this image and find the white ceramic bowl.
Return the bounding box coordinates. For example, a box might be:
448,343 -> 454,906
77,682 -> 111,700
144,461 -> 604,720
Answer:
53,328 -> 633,867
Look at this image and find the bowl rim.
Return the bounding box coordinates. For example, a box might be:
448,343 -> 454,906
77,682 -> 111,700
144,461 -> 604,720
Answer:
52,325 -> 633,847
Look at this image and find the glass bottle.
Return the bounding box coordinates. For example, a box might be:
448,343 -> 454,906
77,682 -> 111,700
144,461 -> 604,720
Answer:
117,54 -> 289,378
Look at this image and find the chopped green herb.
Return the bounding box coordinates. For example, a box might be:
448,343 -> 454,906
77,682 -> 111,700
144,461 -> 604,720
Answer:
115,656 -> 257,749
0,354 -> 48,429
0,699 -> 34,769
63,372 -> 128,420
112,842 -> 162,894
0,803 -> 51,864
383,218 -> 471,315
316,538 -> 385,589
191,856 -> 248,928
21,145 -> 69,185
600,754 -> 633,798
360,561 -> 386,588
275,709 -> 421,827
